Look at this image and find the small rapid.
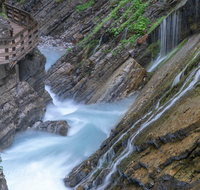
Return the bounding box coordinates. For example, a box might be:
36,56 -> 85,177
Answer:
1,48 -> 137,190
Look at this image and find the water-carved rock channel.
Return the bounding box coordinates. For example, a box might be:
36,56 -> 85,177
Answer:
1,48 -> 137,190
2,0 -> 200,189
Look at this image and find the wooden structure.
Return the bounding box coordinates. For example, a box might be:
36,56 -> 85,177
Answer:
0,3 -> 38,68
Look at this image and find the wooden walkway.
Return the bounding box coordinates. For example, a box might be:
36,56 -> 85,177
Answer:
0,3 -> 38,68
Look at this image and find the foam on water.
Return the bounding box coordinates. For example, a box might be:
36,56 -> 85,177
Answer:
1,48 -> 138,190
38,47 -> 66,71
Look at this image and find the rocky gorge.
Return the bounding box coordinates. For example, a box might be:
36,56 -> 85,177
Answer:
1,0 -> 200,189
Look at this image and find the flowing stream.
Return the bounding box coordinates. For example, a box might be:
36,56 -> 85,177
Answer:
1,48 -> 137,190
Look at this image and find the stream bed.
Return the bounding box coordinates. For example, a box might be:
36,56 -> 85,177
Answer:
1,47 -> 137,190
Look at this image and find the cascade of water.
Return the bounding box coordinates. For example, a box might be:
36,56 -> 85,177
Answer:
172,47 -> 200,86
120,27 -> 128,41
148,10 -> 181,72
92,35 -> 103,56
97,148 -> 115,169
94,64 -> 200,190
160,11 -> 181,57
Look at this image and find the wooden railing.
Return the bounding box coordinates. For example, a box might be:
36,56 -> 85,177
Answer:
0,3 -> 39,68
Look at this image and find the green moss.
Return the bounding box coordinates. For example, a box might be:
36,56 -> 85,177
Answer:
66,47 -> 73,53
79,0 -> 150,46
0,154 -> 3,171
147,16 -> 165,34
92,169 -> 102,180
76,0 -> 95,12
113,133 -> 130,154
83,70 -> 90,77
117,151 -> 139,172
153,38 -> 188,71
0,5 -> 7,19
159,42 -> 200,106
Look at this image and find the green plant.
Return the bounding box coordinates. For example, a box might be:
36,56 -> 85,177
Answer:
93,169 -> 102,179
0,155 -> 3,171
102,161 -> 109,168
0,5 -> 7,19
148,16 -> 165,34
78,0 -> 135,45
76,0 -> 95,12
109,1 -> 150,36
66,47 -> 73,53
83,70 -> 90,77
18,0 -> 25,3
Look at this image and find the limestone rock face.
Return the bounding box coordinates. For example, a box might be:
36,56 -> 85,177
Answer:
0,170 -> 8,190
45,46 -> 146,104
0,73 -> 45,149
18,48 -> 52,105
88,58 -> 146,103
33,120 -> 70,136
8,0 -> 87,36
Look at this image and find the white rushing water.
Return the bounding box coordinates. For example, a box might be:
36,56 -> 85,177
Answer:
92,56 -> 200,189
1,49 -> 138,190
38,47 -> 66,71
147,10 -> 181,72
94,64 -> 200,190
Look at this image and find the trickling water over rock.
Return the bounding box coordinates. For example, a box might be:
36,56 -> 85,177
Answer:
4,0 -> 200,189
45,49 -> 146,104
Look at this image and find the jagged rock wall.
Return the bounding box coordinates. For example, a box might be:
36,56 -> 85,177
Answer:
0,72 -> 46,149
0,17 -> 51,150
7,0 -> 87,36
0,170 -> 8,190
45,45 -> 146,104
18,48 -> 52,105
64,29 -> 200,190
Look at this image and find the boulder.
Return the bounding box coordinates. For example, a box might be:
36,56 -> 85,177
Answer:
33,120 -> 70,136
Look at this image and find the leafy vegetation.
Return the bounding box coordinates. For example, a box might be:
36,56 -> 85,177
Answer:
76,0 -> 95,12
148,16 -> 166,34
17,0 -> 25,3
109,0 -> 150,36
78,0 -> 140,46
0,155 -> 3,171
66,47 -> 73,53
0,5 -> 7,19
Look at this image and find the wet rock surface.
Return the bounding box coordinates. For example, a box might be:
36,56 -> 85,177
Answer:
33,120 -> 70,136
18,48 -> 52,106
5,0 -> 200,189
0,73 -> 45,149
45,46 -> 146,104
0,170 -> 8,190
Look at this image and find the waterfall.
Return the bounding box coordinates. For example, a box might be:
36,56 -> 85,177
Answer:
92,35 -> 103,56
148,10 -> 181,72
120,27 -> 128,41
88,57 -> 200,189
172,47 -> 200,86
97,148 -> 115,169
